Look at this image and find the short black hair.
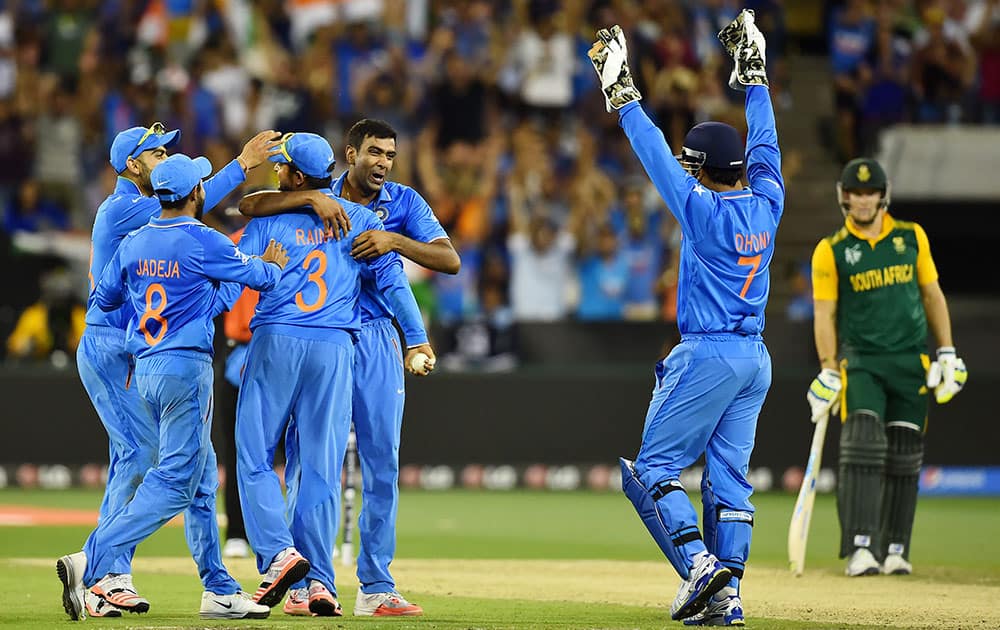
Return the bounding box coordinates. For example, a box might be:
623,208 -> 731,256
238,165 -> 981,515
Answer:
288,164 -> 332,190
158,187 -> 198,210
347,118 -> 397,150
702,166 -> 744,187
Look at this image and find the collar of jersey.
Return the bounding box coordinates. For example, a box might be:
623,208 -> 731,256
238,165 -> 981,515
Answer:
332,172 -> 394,207
718,187 -> 752,199
846,213 -> 895,246
150,216 -> 200,227
114,176 -> 144,197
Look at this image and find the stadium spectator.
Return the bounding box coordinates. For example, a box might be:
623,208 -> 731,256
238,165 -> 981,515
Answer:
829,0 -> 877,161
6,267 -> 84,364
911,6 -> 976,123
4,180 -> 69,233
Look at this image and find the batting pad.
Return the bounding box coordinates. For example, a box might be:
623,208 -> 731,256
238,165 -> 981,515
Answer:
701,475 -> 753,580
837,410 -> 887,558
880,425 -> 923,559
620,458 -> 707,579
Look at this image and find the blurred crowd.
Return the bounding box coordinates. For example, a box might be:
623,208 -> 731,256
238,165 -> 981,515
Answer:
829,0 -> 1000,159
1,0 -> 993,366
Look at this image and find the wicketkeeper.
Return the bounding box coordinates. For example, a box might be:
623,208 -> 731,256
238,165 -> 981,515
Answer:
808,157 -> 967,576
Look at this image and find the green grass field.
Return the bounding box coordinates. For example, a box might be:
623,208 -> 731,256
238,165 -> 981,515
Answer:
2,488 -> 999,629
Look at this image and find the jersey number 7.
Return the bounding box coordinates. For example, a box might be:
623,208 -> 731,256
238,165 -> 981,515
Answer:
737,254 -> 761,298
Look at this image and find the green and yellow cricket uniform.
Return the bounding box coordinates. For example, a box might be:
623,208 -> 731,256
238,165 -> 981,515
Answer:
812,214 -> 938,431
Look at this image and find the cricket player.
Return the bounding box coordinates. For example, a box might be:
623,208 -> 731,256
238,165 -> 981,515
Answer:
590,11 -> 782,625
239,119 -> 459,617
807,158 -> 966,576
234,132 -> 434,617
57,153 -> 288,621
75,122 -> 279,616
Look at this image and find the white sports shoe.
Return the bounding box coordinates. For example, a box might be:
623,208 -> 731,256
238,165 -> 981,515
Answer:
845,548 -> 881,576
90,572 -> 149,613
683,587 -> 745,626
85,589 -> 122,618
882,553 -> 913,575
354,590 -> 423,616
670,552 -> 732,621
56,551 -> 87,621
223,538 -> 251,559
200,591 -> 270,619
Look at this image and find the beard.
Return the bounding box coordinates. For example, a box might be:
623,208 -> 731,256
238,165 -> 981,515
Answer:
851,210 -> 878,226
194,195 -> 205,221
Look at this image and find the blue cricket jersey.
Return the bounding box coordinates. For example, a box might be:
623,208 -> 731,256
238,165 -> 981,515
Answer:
238,190 -> 428,346
331,174 -> 448,324
85,160 -> 247,329
619,85 -> 784,335
93,216 -> 281,359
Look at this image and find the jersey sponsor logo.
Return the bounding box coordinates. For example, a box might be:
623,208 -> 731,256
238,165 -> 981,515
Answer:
845,243 -> 862,265
692,184 -> 707,196
893,236 -> 906,253
233,246 -> 250,265
848,263 -> 914,292
135,258 -> 181,278
734,230 -> 771,254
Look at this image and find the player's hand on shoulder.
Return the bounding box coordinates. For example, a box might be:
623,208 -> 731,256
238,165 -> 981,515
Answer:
238,130 -> 283,170
351,229 -> 398,260
587,25 -> 641,111
260,238 -> 290,269
807,368 -> 841,422
405,344 -> 436,376
926,347 -> 967,404
311,192 -> 351,240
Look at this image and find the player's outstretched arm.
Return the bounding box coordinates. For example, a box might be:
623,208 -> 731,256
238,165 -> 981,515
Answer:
201,130 -> 283,214
351,231 -> 460,274
240,190 -> 351,239
589,26 -> 708,239
719,10 -> 783,212
199,230 -> 285,292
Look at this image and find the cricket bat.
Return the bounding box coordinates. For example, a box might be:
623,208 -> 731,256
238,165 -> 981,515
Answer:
788,412 -> 829,576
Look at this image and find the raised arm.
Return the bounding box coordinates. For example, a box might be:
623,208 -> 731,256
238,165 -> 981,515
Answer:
203,130 -> 284,213
588,25 -> 709,239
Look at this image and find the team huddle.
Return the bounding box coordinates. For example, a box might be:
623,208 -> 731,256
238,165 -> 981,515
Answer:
57,119 -> 455,621
54,8 -> 967,627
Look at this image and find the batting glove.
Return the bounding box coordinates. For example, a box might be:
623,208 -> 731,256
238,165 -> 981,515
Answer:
588,25 -> 642,112
926,347 -> 968,404
717,9 -> 769,90
807,368 -> 841,423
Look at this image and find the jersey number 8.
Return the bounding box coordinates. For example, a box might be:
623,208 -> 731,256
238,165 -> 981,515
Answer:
139,283 -> 168,345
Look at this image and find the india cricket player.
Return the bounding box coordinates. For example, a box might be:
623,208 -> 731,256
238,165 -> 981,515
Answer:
233,132 -> 433,617
75,123 -> 279,615
590,11 -> 782,625
58,153 -> 288,622
239,119 -> 458,617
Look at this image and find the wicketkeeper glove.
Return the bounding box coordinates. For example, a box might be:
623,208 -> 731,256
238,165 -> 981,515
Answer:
807,368 -> 841,423
926,347 -> 968,404
588,24 -> 642,112
717,9 -> 769,90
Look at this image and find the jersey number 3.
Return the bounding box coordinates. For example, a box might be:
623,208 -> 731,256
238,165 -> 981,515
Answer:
737,254 -> 761,298
138,283 -> 168,345
295,250 -> 328,312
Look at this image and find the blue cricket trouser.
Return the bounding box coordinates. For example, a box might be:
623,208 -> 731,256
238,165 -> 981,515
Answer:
236,325 -> 354,593
76,325 -> 157,576
634,334 -> 771,579
352,318 -> 406,594
82,352 -> 238,595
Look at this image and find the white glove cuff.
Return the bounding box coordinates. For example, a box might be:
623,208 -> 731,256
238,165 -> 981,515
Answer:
937,346 -> 956,357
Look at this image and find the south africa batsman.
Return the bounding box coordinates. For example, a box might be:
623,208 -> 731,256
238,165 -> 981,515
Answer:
807,157 -> 967,576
